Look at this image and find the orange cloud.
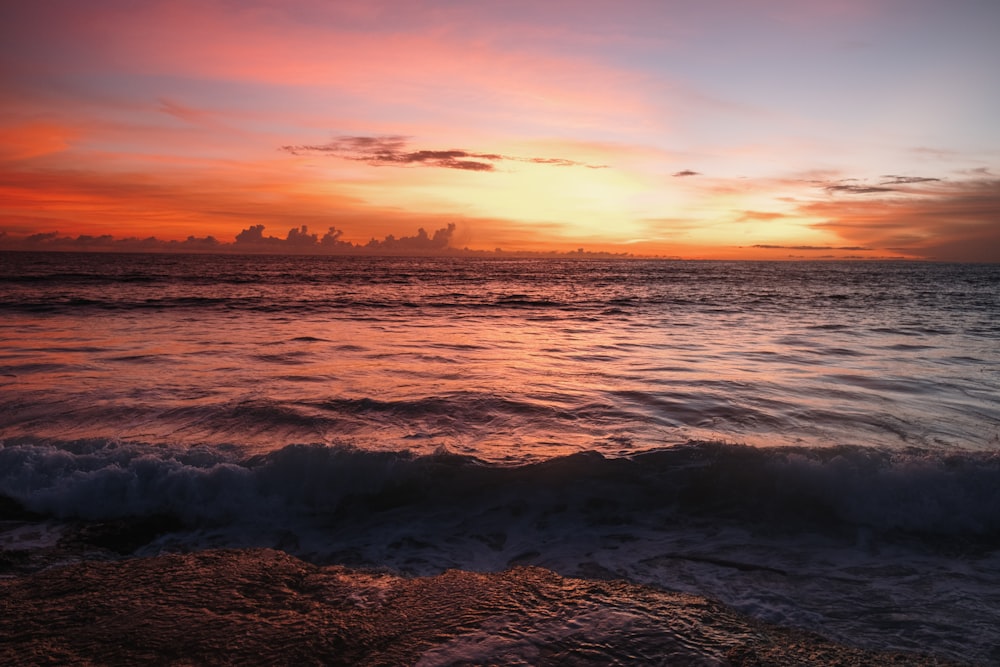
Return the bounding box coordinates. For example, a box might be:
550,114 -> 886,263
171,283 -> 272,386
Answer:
0,122 -> 78,161
799,177 -> 1000,262
737,210 -> 788,222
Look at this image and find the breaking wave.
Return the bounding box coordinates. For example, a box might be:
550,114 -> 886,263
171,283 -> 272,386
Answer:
3,439 -> 998,545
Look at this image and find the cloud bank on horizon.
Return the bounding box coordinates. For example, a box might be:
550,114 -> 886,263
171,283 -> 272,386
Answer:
1,0 -> 998,260
0,223 -> 463,255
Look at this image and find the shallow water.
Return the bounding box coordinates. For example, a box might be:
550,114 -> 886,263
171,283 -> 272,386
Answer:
0,549 -> 952,666
1,252 -> 998,663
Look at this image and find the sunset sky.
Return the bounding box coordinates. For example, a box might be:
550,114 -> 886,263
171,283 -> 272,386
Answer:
1,0 -> 998,260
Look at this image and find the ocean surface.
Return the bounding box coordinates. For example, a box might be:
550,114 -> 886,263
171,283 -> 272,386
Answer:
1,251 -> 998,664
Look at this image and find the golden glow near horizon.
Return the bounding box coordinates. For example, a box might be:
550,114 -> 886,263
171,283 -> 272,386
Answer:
1,1 -> 998,260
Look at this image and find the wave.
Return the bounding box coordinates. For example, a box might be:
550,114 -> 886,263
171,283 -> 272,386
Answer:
3,439 -> 998,546
5,439 -> 1000,663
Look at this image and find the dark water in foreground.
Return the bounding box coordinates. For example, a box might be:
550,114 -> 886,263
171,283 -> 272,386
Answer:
1,252 -> 998,663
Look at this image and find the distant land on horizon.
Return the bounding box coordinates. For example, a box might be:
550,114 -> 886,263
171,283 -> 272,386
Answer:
0,223 -> 948,261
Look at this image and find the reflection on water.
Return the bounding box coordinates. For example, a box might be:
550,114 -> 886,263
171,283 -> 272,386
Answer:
0,254 -> 997,459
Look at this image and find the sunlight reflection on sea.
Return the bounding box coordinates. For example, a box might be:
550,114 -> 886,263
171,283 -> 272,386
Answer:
1,254 -> 996,461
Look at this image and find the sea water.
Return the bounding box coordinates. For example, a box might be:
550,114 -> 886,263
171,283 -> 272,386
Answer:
1,252 -> 998,663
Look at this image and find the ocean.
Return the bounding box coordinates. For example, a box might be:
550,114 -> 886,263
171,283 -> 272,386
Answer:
1,251 -> 998,664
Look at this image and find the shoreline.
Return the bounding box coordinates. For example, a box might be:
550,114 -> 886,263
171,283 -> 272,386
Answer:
0,547 -> 964,666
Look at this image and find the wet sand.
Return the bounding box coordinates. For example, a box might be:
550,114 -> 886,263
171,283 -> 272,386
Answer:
0,548 -> 961,666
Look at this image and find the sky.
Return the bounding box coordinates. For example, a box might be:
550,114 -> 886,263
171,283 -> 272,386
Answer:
1,0 -> 999,260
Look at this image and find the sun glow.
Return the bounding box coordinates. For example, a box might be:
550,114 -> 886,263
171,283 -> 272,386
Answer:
1,1 -> 998,260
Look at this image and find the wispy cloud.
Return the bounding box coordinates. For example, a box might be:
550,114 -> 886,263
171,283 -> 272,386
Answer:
280,136 -> 608,171
672,169 -> 701,177
156,97 -> 232,132
738,210 -> 787,222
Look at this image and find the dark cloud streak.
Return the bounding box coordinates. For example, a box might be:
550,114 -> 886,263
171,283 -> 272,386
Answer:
822,175 -> 945,194
751,244 -> 873,251
880,175 -> 942,185
281,136 -> 606,171
824,184 -> 896,194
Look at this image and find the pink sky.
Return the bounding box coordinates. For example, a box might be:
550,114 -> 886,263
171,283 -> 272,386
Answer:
1,0 -> 998,260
